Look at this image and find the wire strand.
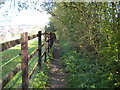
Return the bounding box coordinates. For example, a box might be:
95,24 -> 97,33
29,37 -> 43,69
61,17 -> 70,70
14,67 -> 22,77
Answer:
1,54 -> 20,68
28,53 -> 38,74
8,71 -> 22,88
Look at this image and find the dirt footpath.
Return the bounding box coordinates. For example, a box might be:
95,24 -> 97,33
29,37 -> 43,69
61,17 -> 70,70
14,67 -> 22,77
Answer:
47,40 -> 66,88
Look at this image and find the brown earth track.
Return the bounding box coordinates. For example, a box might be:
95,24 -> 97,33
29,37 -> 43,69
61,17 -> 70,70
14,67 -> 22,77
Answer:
47,40 -> 66,89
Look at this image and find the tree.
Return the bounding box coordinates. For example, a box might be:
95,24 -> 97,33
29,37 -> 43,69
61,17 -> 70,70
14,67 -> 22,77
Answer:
45,22 -> 57,32
42,2 -> 120,87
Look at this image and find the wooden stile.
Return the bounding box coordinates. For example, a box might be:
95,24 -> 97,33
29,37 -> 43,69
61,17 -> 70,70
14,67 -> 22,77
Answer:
21,32 -> 28,89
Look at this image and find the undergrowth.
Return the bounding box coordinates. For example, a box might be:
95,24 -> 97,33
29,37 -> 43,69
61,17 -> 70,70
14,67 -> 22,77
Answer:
59,40 -> 117,88
29,49 -> 53,88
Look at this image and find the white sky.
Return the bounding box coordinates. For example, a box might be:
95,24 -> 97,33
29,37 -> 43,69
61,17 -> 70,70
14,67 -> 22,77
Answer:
0,0 -> 51,27
10,9 -> 51,26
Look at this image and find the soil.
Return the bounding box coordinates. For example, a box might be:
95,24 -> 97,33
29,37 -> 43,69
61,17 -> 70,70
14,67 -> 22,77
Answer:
47,40 -> 66,88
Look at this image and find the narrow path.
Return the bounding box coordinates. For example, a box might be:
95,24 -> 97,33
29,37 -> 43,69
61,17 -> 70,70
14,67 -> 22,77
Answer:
47,40 -> 66,88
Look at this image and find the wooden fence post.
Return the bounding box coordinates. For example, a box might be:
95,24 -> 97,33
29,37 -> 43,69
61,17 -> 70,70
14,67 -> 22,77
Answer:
38,31 -> 41,70
48,32 -> 50,53
50,32 -> 52,49
44,32 -> 47,62
51,33 -> 54,48
21,32 -> 28,89
53,33 -> 56,42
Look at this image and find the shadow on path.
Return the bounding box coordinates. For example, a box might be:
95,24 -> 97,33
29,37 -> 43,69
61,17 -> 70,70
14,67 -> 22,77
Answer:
47,40 -> 66,88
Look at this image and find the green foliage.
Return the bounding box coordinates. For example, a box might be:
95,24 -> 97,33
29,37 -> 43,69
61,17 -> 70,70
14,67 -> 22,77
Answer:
30,70 -> 48,88
60,40 -> 117,88
30,52 -> 52,88
45,22 -> 57,32
43,2 -> 120,88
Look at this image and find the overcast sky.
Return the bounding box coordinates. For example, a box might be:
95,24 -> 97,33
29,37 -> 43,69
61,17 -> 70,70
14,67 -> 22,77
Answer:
9,9 -> 51,26
0,0 -> 51,27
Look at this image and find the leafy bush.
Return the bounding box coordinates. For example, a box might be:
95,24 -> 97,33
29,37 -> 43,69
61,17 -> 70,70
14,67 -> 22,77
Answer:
42,2 -> 120,88
60,40 -> 118,88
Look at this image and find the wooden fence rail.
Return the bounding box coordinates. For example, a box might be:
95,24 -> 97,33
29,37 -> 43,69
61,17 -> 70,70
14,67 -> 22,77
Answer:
0,34 -> 38,52
1,31 -> 56,89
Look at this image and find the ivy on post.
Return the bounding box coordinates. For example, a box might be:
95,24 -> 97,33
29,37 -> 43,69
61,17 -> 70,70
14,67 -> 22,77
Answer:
21,32 -> 28,89
38,31 -> 42,70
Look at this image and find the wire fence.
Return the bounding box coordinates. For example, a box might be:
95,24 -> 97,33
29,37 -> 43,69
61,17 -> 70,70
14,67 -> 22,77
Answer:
8,54 -> 38,88
1,54 -> 20,68
28,53 -> 38,74
8,72 -> 22,88
1,31 -> 56,89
